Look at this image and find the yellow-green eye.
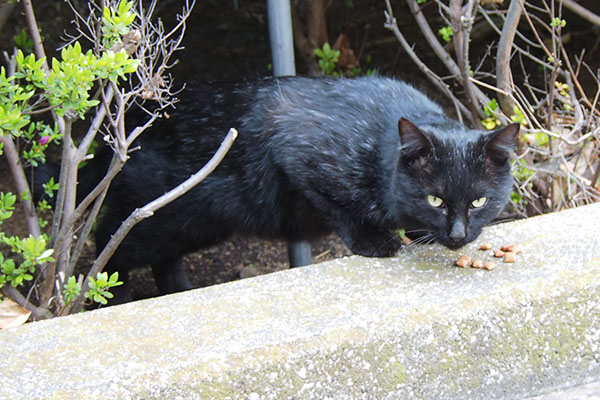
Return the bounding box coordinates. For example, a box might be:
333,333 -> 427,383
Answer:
427,195 -> 444,208
471,197 -> 488,208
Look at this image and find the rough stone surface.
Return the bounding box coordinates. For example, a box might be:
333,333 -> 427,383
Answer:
1,203 -> 599,399
529,380 -> 600,400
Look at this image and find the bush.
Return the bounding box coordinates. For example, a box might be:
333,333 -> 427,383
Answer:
0,0 -> 239,320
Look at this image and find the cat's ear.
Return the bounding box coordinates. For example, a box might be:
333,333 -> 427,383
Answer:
484,123 -> 520,165
398,118 -> 432,161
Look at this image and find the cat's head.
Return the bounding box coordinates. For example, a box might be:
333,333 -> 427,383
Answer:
395,118 -> 520,249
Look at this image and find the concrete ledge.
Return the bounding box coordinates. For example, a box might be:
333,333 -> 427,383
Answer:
1,204 -> 600,399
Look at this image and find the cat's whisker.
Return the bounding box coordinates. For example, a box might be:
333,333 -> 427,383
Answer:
400,232 -> 435,252
403,229 -> 430,235
376,235 -> 404,255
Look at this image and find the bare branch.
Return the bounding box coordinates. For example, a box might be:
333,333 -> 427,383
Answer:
76,85 -> 115,163
405,0 -> 461,79
384,0 -> 471,123
496,0 -> 522,116
562,0 -> 600,27
65,184 -> 109,280
20,0 -> 48,71
0,136 -> 41,238
450,0 -> 483,122
70,128 -> 238,313
1,286 -> 53,321
0,47 -> 41,238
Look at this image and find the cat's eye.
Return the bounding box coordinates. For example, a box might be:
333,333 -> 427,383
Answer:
471,197 -> 488,208
427,195 -> 444,208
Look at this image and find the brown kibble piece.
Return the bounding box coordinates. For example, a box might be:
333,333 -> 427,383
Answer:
471,259 -> 484,269
504,251 -> 517,263
483,262 -> 496,271
501,244 -> 522,254
456,255 -> 472,268
479,243 -> 493,251
493,249 -> 505,258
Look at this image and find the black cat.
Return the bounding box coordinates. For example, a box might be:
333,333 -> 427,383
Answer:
75,76 -> 519,303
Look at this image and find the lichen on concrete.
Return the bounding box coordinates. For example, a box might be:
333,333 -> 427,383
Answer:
0,204 -> 599,399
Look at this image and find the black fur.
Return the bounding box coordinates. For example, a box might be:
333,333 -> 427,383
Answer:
55,76 -> 521,303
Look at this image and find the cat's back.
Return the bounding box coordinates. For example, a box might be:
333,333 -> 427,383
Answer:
132,76 -> 444,152
242,76 -> 445,176
252,76 -> 443,132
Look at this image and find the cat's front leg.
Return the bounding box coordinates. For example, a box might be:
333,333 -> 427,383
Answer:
338,224 -> 402,257
151,257 -> 193,294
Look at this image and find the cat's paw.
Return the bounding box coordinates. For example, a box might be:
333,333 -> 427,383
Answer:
349,232 -> 402,257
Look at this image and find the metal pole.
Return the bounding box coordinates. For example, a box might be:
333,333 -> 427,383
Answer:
266,0 -> 296,76
266,0 -> 311,267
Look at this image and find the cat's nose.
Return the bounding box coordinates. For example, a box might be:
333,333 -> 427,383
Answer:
449,220 -> 466,241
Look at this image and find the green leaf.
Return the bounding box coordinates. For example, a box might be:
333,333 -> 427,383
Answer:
39,249 -> 54,259
97,271 -> 108,283
15,49 -> 24,66
94,293 -> 107,305
1,192 -> 16,209
483,99 -> 498,116
438,26 -> 454,43
108,271 -> 119,284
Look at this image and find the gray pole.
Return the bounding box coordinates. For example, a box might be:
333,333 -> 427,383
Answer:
266,0 -> 312,267
266,0 -> 296,76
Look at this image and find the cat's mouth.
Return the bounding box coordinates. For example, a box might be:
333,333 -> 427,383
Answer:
436,235 -> 473,250
404,231 -> 472,250
443,240 -> 469,250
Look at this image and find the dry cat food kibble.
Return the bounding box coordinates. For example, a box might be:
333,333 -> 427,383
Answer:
483,262 -> 496,271
479,242 -> 493,251
501,244 -> 521,254
455,241 -> 523,270
456,255 -> 472,268
503,251 -> 517,263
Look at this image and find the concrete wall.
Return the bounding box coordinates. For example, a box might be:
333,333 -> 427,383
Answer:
1,203 -> 599,399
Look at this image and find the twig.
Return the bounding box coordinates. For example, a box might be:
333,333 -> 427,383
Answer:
75,85 -> 115,164
1,286 -> 53,321
562,0 -> 600,27
43,118 -> 79,304
450,0 -> 482,122
479,7 -> 552,69
65,184 -> 109,280
20,0 -> 48,72
562,47 -> 600,117
49,153 -> 125,282
519,1 -> 555,61
1,51 -> 41,238
405,0 -> 462,78
70,127 -> 238,313
384,0 -> 471,123
404,0 -> 492,122
496,0 -> 522,116
49,119 -> 76,244
0,136 -> 41,237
